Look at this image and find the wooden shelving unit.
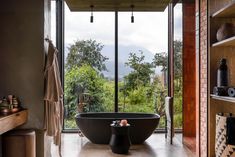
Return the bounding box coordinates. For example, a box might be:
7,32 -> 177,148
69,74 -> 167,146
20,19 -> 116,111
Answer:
208,0 -> 235,156
211,94 -> 235,103
212,2 -> 235,18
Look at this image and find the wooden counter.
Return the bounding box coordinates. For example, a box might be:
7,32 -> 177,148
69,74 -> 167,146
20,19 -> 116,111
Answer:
0,110 -> 28,135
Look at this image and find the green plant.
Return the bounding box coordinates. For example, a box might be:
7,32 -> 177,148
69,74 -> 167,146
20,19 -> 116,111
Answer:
66,39 -> 108,71
64,65 -> 106,119
64,39 -> 183,129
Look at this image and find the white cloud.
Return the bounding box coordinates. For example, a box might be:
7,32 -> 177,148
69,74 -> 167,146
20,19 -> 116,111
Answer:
118,11 -> 168,53
174,4 -> 182,40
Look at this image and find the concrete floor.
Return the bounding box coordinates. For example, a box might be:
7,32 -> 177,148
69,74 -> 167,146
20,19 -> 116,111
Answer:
56,133 -> 195,157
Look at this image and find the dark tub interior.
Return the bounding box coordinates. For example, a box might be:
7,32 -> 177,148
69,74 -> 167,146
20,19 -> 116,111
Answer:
75,112 -> 160,144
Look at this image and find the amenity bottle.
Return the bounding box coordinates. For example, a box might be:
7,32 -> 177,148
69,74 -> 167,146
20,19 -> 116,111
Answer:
217,58 -> 228,87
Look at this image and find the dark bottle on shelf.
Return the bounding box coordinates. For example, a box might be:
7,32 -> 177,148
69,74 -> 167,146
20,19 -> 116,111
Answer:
217,58 -> 228,87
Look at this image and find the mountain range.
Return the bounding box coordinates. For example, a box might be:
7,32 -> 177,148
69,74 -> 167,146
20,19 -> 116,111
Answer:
101,45 -> 162,78
65,44 -> 162,79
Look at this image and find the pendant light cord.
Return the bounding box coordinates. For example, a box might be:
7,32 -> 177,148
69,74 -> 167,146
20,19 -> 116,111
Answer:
131,5 -> 134,23
90,5 -> 94,23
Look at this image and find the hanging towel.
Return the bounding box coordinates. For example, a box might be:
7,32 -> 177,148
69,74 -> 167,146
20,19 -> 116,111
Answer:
44,40 -> 63,156
227,116 -> 235,145
165,96 -> 174,144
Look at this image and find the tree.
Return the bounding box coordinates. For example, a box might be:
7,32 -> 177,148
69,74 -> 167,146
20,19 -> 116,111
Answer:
65,39 -> 108,72
124,51 -> 154,90
152,76 -> 167,117
64,39 -> 111,123
152,40 -> 183,128
174,40 -> 182,79
64,65 -> 105,117
152,52 -> 168,72
152,40 -> 182,79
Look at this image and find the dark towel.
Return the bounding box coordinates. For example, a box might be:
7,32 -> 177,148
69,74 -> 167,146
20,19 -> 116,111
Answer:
227,116 -> 235,145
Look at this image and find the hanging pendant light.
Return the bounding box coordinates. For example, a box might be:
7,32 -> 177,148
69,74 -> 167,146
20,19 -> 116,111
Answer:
90,5 -> 94,23
131,5 -> 134,23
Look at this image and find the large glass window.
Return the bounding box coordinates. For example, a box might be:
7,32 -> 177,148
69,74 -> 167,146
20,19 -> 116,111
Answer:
58,1 -> 182,130
118,12 -> 168,120
63,3 -> 115,129
173,4 -> 182,129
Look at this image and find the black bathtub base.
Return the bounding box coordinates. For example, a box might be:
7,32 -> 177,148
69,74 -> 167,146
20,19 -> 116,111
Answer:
75,112 -> 160,144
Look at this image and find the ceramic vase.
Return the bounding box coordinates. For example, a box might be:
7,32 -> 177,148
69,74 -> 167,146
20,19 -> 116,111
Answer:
109,124 -> 131,154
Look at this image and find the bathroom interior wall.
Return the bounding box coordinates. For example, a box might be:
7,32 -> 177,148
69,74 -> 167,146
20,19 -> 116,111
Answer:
0,0 -> 51,156
0,136 -> 2,157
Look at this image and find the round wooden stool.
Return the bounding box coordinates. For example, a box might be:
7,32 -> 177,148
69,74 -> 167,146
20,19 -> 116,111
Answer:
2,129 -> 36,157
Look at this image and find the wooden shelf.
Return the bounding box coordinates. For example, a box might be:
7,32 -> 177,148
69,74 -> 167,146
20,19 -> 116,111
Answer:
212,36 -> 235,47
0,110 -> 28,135
212,2 -> 235,18
211,94 -> 235,103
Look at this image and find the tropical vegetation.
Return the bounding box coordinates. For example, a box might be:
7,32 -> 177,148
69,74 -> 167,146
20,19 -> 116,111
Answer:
64,39 -> 182,129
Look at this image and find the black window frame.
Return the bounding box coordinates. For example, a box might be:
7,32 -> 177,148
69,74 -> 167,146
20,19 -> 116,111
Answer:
55,0 -> 182,133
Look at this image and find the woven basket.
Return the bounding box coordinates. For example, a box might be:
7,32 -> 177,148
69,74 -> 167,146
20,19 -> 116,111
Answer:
215,113 -> 235,157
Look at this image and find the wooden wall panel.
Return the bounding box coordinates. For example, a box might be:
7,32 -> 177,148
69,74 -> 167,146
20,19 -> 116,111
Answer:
183,2 -> 196,137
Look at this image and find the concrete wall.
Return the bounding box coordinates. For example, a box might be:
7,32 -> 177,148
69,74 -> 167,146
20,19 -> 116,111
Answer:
0,0 -> 50,156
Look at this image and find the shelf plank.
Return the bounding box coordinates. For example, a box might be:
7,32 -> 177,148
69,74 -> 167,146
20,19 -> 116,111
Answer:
212,2 -> 235,18
212,36 -> 235,47
211,94 -> 235,103
0,110 -> 28,135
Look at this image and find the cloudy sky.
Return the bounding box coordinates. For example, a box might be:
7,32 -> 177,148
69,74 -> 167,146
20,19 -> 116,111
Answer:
51,2 -> 182,54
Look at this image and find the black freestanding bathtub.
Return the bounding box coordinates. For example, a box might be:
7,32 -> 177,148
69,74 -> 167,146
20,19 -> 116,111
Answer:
75,112 -> 160,144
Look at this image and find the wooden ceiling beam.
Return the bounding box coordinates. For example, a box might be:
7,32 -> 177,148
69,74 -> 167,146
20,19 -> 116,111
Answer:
65,0 -> 172,12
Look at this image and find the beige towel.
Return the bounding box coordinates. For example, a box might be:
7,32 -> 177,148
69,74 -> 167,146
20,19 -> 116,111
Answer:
44,40 -> 63,156
165,96 -> 174,144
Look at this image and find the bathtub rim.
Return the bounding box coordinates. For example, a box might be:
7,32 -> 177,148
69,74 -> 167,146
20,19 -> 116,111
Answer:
75,112 -> 160,120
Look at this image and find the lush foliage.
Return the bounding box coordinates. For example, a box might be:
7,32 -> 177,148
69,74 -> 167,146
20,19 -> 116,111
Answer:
124,51 -> 154,90
64,39 -> 183,130
64,65 -> 105,116
66,39 -> 108,71
174,40 -> 183,79
65,39 -> 109,119
152,40 -> 183,129
153,52 -> 168,72
153,40 -> 182,79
